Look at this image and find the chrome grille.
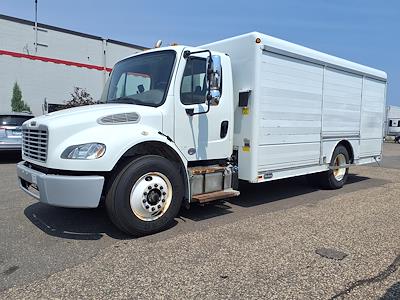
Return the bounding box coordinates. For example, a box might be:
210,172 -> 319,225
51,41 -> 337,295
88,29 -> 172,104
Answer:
22,127 -> 48,162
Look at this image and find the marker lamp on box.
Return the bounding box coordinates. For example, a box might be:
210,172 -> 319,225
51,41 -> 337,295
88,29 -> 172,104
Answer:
61,143 -> 106,160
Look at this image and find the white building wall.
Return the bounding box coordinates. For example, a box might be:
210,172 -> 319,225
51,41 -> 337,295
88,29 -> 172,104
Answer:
0,55 -> 103,115
0,15 -> 145,116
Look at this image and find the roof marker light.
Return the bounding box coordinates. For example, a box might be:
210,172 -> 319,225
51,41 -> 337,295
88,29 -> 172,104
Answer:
154,40 -> 162,48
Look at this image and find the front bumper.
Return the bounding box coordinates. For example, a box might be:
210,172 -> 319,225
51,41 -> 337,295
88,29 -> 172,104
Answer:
16,161 -> 104,208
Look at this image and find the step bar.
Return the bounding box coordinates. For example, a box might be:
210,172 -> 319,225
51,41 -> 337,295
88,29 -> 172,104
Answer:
192,188 -> 240,203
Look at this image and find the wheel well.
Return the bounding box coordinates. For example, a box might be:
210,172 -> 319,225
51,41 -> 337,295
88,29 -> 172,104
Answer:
337,140 -> 354,163
122,141 -> 182,161
112,141 -> 189,200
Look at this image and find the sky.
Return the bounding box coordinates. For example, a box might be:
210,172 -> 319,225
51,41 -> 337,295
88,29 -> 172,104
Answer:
1,0 -> 399,105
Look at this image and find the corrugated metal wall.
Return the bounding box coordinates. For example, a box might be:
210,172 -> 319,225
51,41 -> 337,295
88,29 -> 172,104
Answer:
0,15 -> 144,116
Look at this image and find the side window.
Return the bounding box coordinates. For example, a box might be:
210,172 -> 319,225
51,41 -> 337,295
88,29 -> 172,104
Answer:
180,57 -> 207,105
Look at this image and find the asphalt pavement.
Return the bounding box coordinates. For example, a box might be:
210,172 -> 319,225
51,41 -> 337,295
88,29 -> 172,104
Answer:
1,143 -> 399,299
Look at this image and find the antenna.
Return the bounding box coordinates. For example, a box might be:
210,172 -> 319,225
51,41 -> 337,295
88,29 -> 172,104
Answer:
154,40 -> 162,48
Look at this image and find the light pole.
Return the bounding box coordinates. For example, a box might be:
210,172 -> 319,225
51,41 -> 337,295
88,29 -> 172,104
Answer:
34,0 -> 38,54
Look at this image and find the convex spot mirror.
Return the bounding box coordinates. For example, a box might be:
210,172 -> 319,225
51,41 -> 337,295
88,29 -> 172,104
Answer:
206,55 -> 221,106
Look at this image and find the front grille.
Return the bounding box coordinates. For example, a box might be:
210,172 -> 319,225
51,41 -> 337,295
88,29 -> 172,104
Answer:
22,127 -> 48,162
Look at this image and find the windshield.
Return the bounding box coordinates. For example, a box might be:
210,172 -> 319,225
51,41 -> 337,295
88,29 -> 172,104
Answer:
101,50 -> 176,107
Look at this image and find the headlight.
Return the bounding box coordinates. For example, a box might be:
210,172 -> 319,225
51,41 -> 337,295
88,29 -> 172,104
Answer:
61,143 -> 106,160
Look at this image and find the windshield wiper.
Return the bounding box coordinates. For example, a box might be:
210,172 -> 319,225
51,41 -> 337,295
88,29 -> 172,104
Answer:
108,96 -> 146,105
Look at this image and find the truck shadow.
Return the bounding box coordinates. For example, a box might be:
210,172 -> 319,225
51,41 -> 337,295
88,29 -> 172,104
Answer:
24,203 -> 133,240
0,151 -> 21,164
231,174 -> 381,208
181,174 -> 388,221
23,174 -> 387,240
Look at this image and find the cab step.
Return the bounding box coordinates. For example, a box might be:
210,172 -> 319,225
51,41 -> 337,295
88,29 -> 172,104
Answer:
189,165 -> 226,175
192,188 -> 240,203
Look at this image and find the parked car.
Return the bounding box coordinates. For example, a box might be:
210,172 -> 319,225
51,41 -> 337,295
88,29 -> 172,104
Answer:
0,112 -> 34,151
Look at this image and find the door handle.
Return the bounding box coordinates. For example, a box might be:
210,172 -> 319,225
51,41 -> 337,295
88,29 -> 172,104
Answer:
220,121 -> 229,138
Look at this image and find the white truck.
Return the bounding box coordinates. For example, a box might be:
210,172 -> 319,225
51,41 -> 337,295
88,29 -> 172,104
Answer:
17,32 -> 387,236
386,105 -> 400,141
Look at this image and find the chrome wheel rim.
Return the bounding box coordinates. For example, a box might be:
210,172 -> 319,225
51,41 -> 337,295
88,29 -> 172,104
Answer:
333,153 -> 347,181
130,172 -> 172,221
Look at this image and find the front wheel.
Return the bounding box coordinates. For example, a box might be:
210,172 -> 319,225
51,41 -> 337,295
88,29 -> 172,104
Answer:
105,155 -> 184,236
319,145 -> 350,189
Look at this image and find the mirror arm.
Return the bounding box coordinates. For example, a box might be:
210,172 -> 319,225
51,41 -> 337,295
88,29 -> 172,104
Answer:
183,49 -> 214,117
183,50 -> 213,80
185,96 -> 211,116
183,49 -> 212,60
183,50 -> 219,116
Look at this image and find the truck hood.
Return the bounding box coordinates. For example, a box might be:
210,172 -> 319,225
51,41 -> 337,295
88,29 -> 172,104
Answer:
21,103 -> 164,169
26,104 -> 163,129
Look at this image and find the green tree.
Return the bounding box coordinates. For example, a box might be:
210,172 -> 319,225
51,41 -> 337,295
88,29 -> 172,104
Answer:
11,82 -> 31,112
64,87 -> 96,108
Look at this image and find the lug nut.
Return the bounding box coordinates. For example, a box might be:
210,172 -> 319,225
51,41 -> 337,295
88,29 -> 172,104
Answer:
162,192 -> 166,196
148,186 -> 152,190
142,199 -> 146,203
158,205 -> 161,208
160,186 -> 163,190
151,207 -> 155,211
143,192 -> 147,196
145,205 -> 149,209
154,184 -> 158,187
162,199 -> 165,203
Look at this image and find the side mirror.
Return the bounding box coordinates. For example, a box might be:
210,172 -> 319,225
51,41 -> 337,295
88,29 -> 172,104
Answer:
207,55 -> 222,105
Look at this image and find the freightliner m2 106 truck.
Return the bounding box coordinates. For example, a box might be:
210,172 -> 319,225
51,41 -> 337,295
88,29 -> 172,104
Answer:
17,33 -> 387,236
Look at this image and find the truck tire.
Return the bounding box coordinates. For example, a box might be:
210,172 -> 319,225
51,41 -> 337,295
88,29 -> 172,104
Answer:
319,145 -> 350,189
105,155 -> 184,236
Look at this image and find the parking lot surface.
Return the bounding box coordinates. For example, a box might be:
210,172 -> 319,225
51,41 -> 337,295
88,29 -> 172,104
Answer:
1,143 -> 400,299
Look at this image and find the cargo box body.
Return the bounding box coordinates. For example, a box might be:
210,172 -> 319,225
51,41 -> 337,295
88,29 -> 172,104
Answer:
203,32 -> 387,183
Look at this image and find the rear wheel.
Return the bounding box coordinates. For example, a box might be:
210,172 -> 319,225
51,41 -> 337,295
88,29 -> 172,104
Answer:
105,155 -> 184,236
320,145 -> 350,189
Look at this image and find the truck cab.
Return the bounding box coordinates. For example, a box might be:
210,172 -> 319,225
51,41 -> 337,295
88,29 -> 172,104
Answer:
100,46 -> 234,162
17,46 -> 237,236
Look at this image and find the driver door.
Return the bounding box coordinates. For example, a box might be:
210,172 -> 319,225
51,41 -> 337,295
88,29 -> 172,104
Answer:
173,52 -> 233,161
